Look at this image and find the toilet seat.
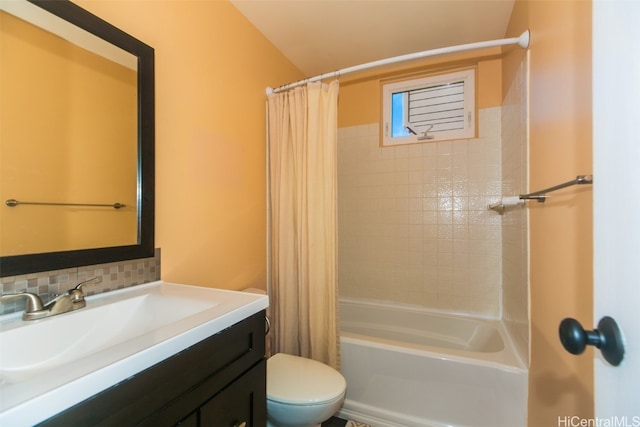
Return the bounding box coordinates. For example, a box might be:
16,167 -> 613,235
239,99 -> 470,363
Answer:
267,353 -> 346,406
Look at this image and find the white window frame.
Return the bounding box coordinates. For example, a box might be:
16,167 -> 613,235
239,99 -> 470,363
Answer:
381,69 -> 476,146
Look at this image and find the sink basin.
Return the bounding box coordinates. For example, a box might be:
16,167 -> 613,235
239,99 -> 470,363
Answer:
0,281 -> 268,426
1,287 -> 217,382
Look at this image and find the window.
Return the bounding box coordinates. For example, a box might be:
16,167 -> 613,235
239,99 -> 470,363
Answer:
381,69 -> 475,146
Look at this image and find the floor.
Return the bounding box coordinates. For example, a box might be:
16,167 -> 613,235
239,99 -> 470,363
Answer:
322,416 -> 348,427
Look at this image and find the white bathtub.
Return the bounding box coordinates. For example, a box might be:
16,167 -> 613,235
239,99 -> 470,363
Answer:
337,300 -> 528,427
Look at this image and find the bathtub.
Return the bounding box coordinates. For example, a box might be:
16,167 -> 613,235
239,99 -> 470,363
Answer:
336,300 -> 528,427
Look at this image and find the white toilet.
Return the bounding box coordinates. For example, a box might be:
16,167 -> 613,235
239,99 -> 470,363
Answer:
241,288 -> 346,426
266,352 -> 346,427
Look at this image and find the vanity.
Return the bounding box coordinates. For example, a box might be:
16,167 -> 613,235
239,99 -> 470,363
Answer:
0,281 -> 269,426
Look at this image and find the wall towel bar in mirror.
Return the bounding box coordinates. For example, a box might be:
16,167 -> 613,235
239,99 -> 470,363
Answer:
5,199 -> 126,209
488,175 -> 593,214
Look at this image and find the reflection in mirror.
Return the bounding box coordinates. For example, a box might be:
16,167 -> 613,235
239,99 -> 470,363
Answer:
1,7 -> 138,255
0,0 -> 154,277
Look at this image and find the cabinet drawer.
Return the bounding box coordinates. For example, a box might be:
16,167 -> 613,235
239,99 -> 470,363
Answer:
199,359 -> 266,427
39,311 -> 266,427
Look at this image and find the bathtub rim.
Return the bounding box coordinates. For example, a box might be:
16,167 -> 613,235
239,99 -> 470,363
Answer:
337,402 -> 452,427
340,296 -> 502,322
339,297 -> 528,372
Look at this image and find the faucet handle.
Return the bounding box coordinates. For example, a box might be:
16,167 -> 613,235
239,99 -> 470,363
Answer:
0,292 -> 45,313
73,276 -> 101,292
69,277 -> 101,302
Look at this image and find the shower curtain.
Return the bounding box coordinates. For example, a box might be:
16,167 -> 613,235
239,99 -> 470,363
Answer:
266,80 -> 340,369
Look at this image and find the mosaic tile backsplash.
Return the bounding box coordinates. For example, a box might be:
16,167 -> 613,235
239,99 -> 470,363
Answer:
0,248 -> 161,315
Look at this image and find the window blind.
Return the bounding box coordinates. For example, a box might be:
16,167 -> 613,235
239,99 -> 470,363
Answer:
406,81 -> 465,133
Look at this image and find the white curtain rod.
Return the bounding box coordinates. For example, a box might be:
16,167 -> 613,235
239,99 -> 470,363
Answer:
266,30 -> 529,95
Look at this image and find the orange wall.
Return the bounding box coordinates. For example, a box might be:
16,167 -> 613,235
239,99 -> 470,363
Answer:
338,49 -> 503,128
504,0 -> 594,424
75,0 -> 303,289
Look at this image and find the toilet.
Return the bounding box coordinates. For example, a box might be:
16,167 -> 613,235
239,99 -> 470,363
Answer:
241,287 -> 346,427
266,352 -> 346,427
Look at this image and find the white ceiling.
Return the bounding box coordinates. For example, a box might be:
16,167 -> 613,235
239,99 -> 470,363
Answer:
230,0 -> 516,77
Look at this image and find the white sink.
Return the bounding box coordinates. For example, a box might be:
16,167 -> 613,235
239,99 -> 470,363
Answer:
0,281 -> 268,426
1,287 -> 216,382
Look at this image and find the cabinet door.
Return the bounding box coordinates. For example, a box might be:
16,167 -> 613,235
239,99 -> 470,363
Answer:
200,360 -> 266,427
176,411 -> 198,427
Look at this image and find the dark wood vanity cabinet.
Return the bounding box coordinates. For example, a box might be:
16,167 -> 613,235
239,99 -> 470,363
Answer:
38,311 -> 267,427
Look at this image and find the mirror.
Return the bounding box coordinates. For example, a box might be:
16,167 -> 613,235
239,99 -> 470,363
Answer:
0,0 -> 154,277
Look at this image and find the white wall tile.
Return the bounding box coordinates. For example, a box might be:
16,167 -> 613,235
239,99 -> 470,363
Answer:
501,54 -> 530,365
338,106 -> 504,317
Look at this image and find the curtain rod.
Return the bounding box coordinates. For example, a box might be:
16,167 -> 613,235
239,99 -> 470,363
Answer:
266,30 -> 529,95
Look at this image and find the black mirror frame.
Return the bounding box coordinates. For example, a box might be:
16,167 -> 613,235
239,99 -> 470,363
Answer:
0,0 -> 154,277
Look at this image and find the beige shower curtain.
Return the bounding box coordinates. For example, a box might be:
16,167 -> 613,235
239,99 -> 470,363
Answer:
267,80 -> 340,369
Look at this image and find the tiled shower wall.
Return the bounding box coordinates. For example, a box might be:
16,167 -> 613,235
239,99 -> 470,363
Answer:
501,53 -> 530,365
0,249 -> 161,315
338,108 -> 503,317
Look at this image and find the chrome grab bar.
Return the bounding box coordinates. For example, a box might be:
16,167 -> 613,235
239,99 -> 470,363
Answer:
519,175 -> 593,202
488,175 -> 593,213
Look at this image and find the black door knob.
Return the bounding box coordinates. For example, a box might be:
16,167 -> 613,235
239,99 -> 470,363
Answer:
559,316 -> 625,366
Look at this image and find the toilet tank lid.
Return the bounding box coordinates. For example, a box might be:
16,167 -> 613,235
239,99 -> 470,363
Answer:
242,287 -> 266,295
267,353 -> 346,405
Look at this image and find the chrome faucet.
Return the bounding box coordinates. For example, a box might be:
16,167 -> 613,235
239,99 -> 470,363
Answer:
0,277 -> 100,320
